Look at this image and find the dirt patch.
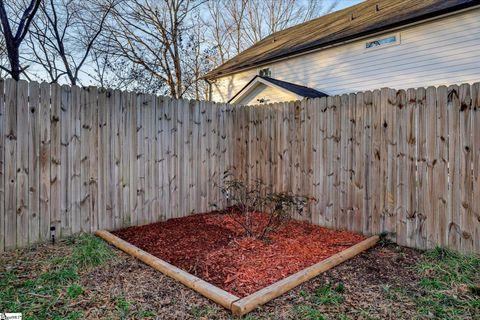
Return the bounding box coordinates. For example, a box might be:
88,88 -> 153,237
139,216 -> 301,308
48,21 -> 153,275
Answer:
113,211 -> 366,297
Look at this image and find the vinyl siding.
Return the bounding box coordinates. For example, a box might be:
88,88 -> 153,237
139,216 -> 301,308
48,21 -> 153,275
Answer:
235,83 -> 298,105
211,7 -> 480,102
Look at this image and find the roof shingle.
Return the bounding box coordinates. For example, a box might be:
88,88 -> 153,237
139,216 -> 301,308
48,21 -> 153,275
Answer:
205,0 -> 479,79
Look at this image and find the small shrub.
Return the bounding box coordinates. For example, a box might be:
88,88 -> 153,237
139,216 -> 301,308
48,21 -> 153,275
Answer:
217,173 -> 312,240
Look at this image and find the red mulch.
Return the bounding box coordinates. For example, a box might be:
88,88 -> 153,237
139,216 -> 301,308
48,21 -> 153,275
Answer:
113,211 -> 366,297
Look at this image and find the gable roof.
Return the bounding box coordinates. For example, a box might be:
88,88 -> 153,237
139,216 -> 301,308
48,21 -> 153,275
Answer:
205,0 -> 479,79
228,76 -> 328,104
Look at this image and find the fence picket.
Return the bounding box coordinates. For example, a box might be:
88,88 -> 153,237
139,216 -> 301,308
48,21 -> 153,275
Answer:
0,80 -> 4,251
339,94 -> 349,230
4,79 -> 16,249
28,81 -> 40,244
370,89 -> 382,235
50,83 -> 62,239
113,90 -> 122,229
71,85 -> 81,234
352,93 -> 363,233
80,87 -> 90,232
16,80 -> 29,247
396,90 -> 408,247
318,98 -> 327,227
88,87 -> 98,232
425,86 -> 437,249
362,91 -> 373,235
154,95 -> 163,220
458,84 -> 473,253
447,85 -> 461,249
60,85 -> 71,237
434,86 -> 449,248
471,83 -> 480,253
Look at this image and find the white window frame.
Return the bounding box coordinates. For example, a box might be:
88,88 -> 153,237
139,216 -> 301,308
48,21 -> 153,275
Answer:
364,32 -> 401,52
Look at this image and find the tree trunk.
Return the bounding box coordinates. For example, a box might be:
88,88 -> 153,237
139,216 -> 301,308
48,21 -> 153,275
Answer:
6,44 -> 20,80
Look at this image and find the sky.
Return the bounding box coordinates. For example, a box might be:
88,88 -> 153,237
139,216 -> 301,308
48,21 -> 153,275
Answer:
332,0 -> 365,11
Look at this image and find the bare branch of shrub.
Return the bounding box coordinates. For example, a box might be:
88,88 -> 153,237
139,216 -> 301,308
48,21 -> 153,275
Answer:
215,172 -> 312,240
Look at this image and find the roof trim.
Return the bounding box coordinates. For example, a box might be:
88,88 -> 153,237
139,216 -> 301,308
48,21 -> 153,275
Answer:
205,1 -> 480,80
228,76 -> 328,104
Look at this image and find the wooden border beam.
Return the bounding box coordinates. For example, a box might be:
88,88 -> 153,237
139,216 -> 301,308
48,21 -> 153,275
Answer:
96,230 -> 378,315
95,230 -> 240,309
231,235 -> 380,316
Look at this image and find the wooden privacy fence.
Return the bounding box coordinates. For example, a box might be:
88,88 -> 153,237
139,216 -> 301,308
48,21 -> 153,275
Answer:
0,79 -> 479,253
0,79 -> 234,252
233,84 -> 480,254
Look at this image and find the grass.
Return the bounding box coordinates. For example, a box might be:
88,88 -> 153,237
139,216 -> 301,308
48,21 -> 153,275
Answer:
67,284 -> 83,299
294,247 -> 479,320
294,283 -> 346,320
314,284 -> 345,305
377,247 -> 479,319
191,305 -> 220,318
69,232 -> 116,268
1,235 -> 479,320
0,233 -> 116,320
114,295 -> 157,319
295,304 -> 328,320
414,247 -> 480,319
115,296 -> 132,318
380,284 -> 408,301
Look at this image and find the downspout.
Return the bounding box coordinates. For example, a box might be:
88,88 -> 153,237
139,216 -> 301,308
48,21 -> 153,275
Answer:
204,78 -> 212,101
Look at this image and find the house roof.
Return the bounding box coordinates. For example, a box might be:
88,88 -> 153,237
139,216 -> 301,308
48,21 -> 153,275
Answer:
205,0 -> 479,79
228,76 -> 328,104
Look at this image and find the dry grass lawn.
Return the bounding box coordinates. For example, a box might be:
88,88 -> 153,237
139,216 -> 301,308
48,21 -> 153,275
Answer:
1,234 -> 479,320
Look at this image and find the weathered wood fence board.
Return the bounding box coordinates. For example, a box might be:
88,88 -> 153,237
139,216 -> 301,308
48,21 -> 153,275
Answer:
0,79 -> 479,253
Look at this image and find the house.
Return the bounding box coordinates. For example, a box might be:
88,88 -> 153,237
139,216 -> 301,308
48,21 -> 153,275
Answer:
204,0 -> 480,105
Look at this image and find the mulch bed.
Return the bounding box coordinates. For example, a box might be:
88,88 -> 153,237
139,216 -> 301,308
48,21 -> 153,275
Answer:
113,211 -> 366,297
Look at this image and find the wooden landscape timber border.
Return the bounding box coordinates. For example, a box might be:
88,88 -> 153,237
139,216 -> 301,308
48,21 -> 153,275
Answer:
231,234 -> 380,316
95,230 -> 379,316
94,230 -> 239,309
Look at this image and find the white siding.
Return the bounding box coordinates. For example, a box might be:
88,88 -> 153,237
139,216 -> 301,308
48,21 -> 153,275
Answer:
236,83 -> 298,105
211,8 -> 480,102
212,72 -> 257,103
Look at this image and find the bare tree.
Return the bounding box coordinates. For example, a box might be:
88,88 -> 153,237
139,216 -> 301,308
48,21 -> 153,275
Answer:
186,11 -> 213,99
0,0 -> 41,80
224,0 -> 248,55
204,1 -> 231,65
105,0 -> 206,98
244,0 -> 332,44
0,26 -> 9,78
204,0 -> 338,66
88,41 -> 112,87
26,0 -> 115,85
